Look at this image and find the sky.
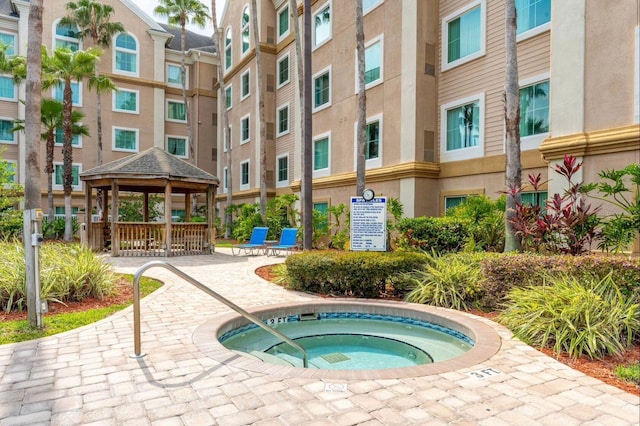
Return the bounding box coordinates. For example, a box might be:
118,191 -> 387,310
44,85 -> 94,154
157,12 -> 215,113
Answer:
135,0 -> 227,36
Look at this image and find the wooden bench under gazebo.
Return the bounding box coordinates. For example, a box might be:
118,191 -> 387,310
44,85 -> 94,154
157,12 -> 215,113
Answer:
79,147 -> 219,257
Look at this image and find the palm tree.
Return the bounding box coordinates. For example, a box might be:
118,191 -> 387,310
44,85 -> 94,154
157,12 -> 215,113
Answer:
154,0 -> 210,163
504,0 -> 522,252
249,0 -> 267,218
355,0 -> 366,196
60,0 -> 124,168
41,46 -> 106,241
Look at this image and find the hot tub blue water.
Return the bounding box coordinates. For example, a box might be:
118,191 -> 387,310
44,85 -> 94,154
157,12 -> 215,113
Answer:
219,313 -> 474,370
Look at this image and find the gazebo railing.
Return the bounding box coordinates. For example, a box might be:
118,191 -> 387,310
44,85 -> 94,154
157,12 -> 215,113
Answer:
170,223 -> 208,256
116,223 -> 167,257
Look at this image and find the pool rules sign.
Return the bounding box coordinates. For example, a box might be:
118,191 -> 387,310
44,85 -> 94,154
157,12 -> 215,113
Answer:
350,196 -> 387,251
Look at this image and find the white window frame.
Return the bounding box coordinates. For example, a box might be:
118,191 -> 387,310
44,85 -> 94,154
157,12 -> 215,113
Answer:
225,27 -> 233,71
54,126 -> 83,148
277,52 -> 290,89
276,153 -> 290,188
240,69 -> 251,100
312,132 -> 331,178
441,0 -> 486,72
166,135 -> 188,159
0,32 -> 16,56
53,162 -> 82,191
167,63 -> 188,89
225,85 -> 233,110
355,35 -> 384,91
517,72 -> 550,151
277,4 -> 290,41
515,0 -> 551,42
440,93 -> 485,162
240,159 -> 250,190
166,99 -> 187,123
222,166 -> 228,193
113,32 -> 139,77
3,159 -> 17,183
0,117 -> 16,144
312,65 -> 332,113
223,124 -> 232,152
313,1 -> 332,50
112,126 -> 139,153
276,102 -> 290,137
53,19 -> 81,51
241,5 -> 251,57
112,88 -> 139,114
53,81 -> 82,107
240,114 -> 250,144
363,0 -> 383,15
0,75 -> 17,101
353,113 -> 383,170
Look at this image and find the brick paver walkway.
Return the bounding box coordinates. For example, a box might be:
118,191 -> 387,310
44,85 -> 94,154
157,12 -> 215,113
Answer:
1,249 -> 638,425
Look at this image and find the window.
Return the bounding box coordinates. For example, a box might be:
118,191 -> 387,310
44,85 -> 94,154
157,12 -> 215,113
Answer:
241,115 -> 250,143
54,206 -> 79,217
240,160 -> 250,190
167,136 -> 187,158
277,53 -> 290,88
225,85 -> 232,110
222,167 -> 228,192
225,28 -> 232,70
241,69 -> 250,99
314,3 -> 331,48
363,0 -> 383,14
440,93 -> 484,162
277,154 -> 289,187
167,100 -> 186,122
241,6 -> 250,54
313,202 -> 329,231
313,135 -> 330,176
53,163 -> 81,190
0,76 -> 15,101
55,21 -> 80,51
167,64 -> 186,87
54,81 -> 81,107
313,67 -> 331,111
54,127 -> 81,147
277,104 -> 289,136
113,127 -> 138,152
2,160 -> 16,182
114,33 -> 138,75
0,119 -> 15,143
442,1 -> 485,71
521,191 -> 547,207
0,33 -> 16,56
520,80 -> 549,137
278,5 -> 290,39
516,0 -> 551,36
444,196 -> 466,212
224,124 -> 232,152
366,120 -> 380,161
364,37 -> 382,87
113,89 -> 138,113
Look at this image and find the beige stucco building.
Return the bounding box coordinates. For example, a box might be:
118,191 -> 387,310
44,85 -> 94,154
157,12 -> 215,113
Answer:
0,0 -> 219,219
217,0 -> 639,236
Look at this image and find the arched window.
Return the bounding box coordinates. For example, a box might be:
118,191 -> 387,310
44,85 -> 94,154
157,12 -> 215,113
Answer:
241,6 -> 250,54
225,27 -> 232,70
55,21 -> 80,51
114,33 -> 138,76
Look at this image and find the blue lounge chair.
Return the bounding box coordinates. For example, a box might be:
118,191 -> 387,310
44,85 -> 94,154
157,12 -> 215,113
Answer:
231,227 -> 269,255
266,228 -> 298,257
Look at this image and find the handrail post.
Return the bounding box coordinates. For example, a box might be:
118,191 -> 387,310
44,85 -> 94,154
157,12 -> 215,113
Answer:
129,261 -> 308,368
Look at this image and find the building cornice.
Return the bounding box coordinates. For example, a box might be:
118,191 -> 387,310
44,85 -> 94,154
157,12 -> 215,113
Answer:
539,125 -> 640,160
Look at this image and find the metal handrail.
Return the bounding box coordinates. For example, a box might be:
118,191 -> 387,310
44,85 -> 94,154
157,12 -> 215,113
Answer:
130,260 -> 308,368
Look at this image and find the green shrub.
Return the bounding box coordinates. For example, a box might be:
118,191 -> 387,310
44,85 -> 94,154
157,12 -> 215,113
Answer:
616,362 -> 640,385
232,203 -> 264,242
447,195 -> 506,252
42,216 -> 79,240
498,273 -> 639,359
284,251 -> 426,298
395,216 -> 469,254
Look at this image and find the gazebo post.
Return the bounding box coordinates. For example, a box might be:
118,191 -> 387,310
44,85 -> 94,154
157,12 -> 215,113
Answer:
143,192 -> 149,222
185,191 -> 191,222
84,182 -> 92,249
165,180 -> 172,257
207,184 -> 215,253
111,180 -> 119,256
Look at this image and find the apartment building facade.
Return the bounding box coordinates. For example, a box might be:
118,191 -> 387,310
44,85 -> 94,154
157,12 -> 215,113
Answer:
217,0 -> 639,224
0,0 -> 219,219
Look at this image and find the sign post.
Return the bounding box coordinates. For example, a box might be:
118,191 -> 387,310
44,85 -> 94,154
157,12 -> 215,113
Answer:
350,196 -> 387,251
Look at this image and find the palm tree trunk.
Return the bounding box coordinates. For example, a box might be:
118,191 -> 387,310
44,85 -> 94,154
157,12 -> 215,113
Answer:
63,79 -> 74,242
46,134 -> 55,224
504,0 -> 522,252
180,23 -> 194,162
250,0 -> 267,219
355,0 -> 366,196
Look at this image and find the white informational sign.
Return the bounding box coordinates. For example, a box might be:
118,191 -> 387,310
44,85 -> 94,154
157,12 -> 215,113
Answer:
350,196 -> 387,251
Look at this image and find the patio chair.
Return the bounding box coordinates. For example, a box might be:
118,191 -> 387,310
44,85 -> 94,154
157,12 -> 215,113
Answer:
265,228 -> 299,257
231,227 -> 269,256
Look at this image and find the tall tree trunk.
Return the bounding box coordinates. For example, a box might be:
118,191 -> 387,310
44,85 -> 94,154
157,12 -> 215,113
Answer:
24,0 -> 43,327
180,22 -> 194,162
250,0 -> 267,219
210,0 -> 234,238
301,0 -> 312,250
504,0 -> 522,252
63,79 -> 74,242
95,66 -> 103,213
45,133 -> 55,224
355,0 -> 366,196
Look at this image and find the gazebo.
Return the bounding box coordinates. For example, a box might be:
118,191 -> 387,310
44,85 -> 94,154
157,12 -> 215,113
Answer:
79,147 -> 219,257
